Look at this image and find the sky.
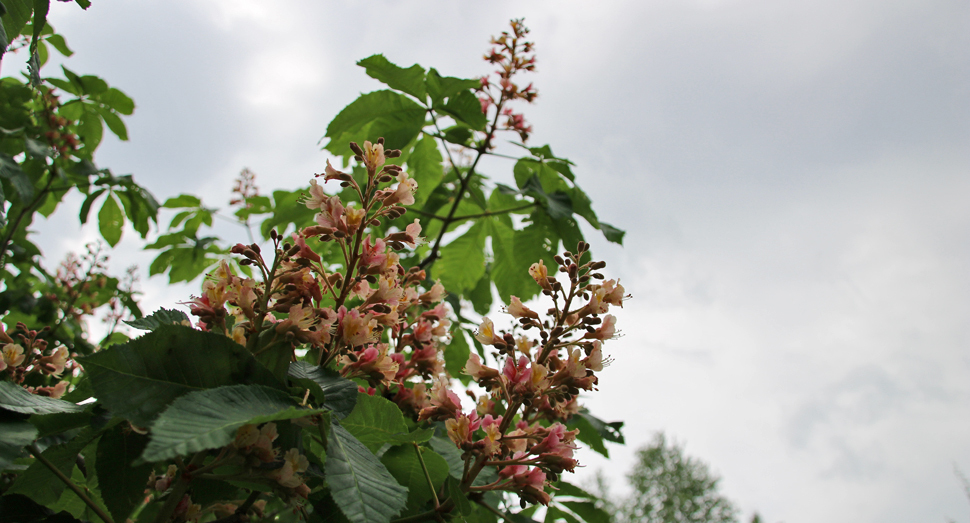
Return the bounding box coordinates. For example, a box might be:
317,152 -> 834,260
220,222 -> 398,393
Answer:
12,0 -> 970,521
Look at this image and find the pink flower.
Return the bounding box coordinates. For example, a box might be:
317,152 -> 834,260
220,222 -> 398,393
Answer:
463,354 -> 501,383
528,260 -> 552,290
362,140 -> 386,172
337,307 -> 379,347
383,173 -> 418,206
584,314 -> 616,340
2,343 -> 25,368
474,317 -> 501,345
505,296 -> 538,319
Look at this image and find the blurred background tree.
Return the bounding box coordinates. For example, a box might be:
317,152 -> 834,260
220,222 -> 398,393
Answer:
593,432 -> 744,523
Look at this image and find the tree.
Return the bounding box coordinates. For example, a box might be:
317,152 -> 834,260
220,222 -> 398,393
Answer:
1,6 -> 626,523
602,432 -> 739,523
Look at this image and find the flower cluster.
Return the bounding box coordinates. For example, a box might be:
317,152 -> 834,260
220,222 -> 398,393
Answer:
0,321 -> 76,398
171,138 -> 624,514
428,243 -> 625,505
478,18 -> 538,142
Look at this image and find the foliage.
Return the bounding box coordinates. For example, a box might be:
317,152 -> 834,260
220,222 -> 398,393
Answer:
1,9 -> 629,523
596,432 -> 739,523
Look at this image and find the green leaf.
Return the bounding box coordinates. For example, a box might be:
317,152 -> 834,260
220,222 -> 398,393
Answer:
80,325 -> 282,427
0,382 -> 83,415
1,0 -> 32,42
445,328 -> 471,385
435,221 -> 485,294
445,476 -> 471,516
288,361 -> 358,419
8,427 -> 100,505
162,193 -> 201,208
598,222 -> 625,245
140,384 -> 324,463
545,506 -> 581,523
324,90 -> 426,153
44,33 -> 72,57
77,188 -> 105,225
380,445 -> 448,510
488,219 -> 538,303
326,423 -> 408,523
30,0 -> 48,44
439,90 -> 487,131
357,54 -> 427,101
96,424 -> 153,522
341,394 -> 408,454
97,192 -> 124,247
0,153 -> 35,202
428,435 -> 497,488
425,68 -> 480,106
576,410 -> 624,444
123,307 -> 189,331
405,135 -> 443,207
96,105 -> 127,140
0,493 -> 85,523
522,175 -> 572,220
98,87 -> 134,115
559,501 -> 611,523
0,414 -> 36,472
76,104 -> 103,154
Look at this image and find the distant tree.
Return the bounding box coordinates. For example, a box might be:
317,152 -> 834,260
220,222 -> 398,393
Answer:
601,432 -> 740,523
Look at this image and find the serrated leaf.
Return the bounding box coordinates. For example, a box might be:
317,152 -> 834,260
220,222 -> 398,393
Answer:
440,90 -> 487,131
97,424 -> 153,522
445,328 -> 471,385
445,476 -> 471,516
0,414 -> 36,472
96,105 -> 127,141
80,325 -> 282,427
425,68 -> 479,106
380,445 -> 448,510
141,384 -> 324,462
0,153 -> 35,202
123,308 -> 189,331
324,90 -> 426,154
435,222 -> 485,294
8,426 -> 100,505
0,382 -> 84,415
341,394 -> 408,454
1,0 -> 32,42
427,435 -> 496,487
559,501 -> 611,523
357,54 -> 426,101
326,423 -> 408,523
405,135 -> 443,207
598,222 -> 625,245
98,87 -> 134,115
162,193 -> 201,208
288,361 -> 358,419
97,192 -> 123,246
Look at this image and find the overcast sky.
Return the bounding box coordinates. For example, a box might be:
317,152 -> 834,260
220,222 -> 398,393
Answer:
18,0 -> 970,521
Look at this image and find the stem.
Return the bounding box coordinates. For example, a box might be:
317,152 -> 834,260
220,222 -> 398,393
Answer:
419,92 -> 508,270
409,203 -> 536,222
391,510 -> 440,523
413,443 -> 440,509
28,444 -> 115,523
153,452 -> 206,523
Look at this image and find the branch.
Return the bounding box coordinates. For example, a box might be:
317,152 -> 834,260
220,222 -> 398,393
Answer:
410,202 -> 536,222
414,443 -> 440,509
28,443 -> 115,523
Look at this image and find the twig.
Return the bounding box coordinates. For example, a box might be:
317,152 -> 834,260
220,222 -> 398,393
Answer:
28,443 -> 115,523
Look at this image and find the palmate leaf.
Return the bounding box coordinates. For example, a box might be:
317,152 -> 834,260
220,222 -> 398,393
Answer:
326,423 -> 408,523
80,325 -> 282,427
140,384 -> 325,463
288,361 -> 359,419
